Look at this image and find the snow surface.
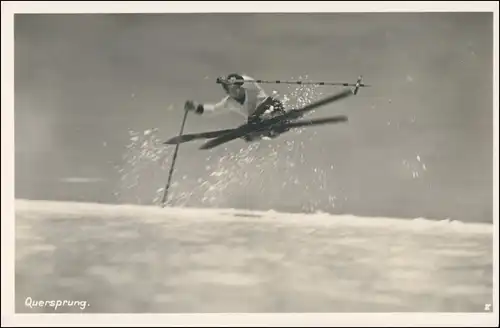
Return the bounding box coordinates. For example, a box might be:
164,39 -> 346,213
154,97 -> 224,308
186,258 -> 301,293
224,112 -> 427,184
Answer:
15,199 -> 493,313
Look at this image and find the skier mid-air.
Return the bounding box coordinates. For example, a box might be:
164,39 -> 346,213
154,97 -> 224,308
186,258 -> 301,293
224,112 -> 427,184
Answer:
183,73 -> 287,141
166,74 -> 367,149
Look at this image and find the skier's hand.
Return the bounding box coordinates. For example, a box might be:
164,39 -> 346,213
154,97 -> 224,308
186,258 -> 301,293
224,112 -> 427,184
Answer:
184,100 -> 197,112
184,100 -> 204,114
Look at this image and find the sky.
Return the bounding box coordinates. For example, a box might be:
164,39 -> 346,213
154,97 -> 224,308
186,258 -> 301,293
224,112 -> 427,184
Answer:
14,12 -> 494,223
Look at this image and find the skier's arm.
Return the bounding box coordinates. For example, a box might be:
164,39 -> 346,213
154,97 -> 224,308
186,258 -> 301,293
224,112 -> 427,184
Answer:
198,96 -> 232,114
185,97 -> 233,116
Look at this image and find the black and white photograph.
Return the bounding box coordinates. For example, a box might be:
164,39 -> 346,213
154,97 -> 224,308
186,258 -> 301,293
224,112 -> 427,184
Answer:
2,1 -> 498,327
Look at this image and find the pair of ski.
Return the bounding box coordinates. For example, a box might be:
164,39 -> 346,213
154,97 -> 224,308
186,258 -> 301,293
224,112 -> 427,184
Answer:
163,87 -> 355,150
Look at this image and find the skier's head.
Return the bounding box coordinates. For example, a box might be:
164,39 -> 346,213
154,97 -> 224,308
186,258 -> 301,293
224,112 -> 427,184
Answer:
219,73 -> 245,100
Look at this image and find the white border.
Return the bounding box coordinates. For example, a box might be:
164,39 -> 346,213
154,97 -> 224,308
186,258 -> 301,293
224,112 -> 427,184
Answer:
2,1 -> 498,327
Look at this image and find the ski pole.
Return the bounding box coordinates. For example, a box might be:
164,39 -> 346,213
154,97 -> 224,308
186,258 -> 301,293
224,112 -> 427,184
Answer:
161,108 -> 189,207
216,77 -> 370,88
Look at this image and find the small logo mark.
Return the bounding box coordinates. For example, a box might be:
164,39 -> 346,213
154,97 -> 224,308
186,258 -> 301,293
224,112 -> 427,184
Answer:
484,303 -> 491,311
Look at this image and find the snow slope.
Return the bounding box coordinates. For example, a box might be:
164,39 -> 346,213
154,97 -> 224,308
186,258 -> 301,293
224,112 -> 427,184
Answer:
15,199 -> 493,313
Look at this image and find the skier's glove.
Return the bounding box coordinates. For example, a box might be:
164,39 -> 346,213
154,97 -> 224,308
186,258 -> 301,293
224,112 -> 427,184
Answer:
184,100 -> 204,114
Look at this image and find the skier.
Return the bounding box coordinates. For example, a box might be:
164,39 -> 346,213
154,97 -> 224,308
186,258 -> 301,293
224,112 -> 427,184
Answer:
183,73 -> 286,141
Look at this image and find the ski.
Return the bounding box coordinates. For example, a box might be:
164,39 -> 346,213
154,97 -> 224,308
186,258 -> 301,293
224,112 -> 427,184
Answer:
278,115 -> 348,129
197,88 -> 354,150
198,124 -> 259,150
163,128 -> 237,145
199,115 -> 348,150
281,88 -> 354,121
